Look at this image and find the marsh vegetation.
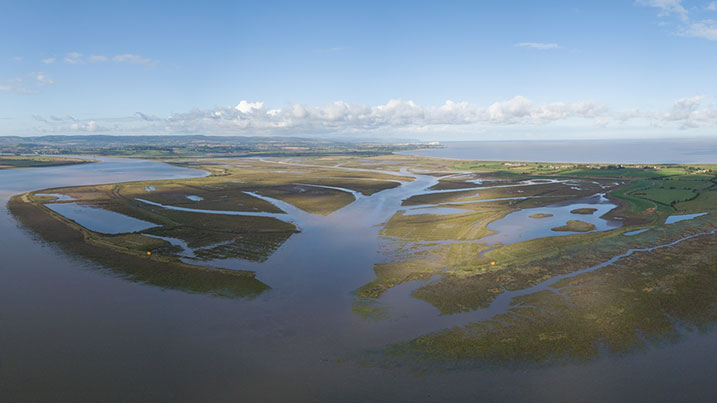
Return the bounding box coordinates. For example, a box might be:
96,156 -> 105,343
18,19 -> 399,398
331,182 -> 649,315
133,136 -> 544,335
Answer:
10,153 -> 717,368
0,155 -> 92,169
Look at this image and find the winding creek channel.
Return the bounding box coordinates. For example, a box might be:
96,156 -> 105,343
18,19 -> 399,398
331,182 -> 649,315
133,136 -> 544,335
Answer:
1,157 -> 716,402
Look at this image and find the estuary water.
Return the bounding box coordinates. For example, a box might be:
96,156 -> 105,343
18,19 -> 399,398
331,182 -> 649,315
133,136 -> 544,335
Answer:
2,157 -> 717,402
401,138 -> 717,164
46,203 -> 158,234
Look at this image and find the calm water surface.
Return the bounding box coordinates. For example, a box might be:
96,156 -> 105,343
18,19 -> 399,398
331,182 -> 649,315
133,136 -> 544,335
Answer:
665,212 -> 708,224
401,138 -> 717,164
2,157 -> 716,402
46,202 -> 158,234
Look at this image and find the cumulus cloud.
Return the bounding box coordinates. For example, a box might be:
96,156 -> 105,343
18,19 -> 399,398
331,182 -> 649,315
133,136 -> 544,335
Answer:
664,95 -> 704,121
661,95 -> 717,127
34,97 -> 615,135
235,100 -> 265,113
41,57 -> 55,64
514,42 -> 560,50
708,2 -> 717,11
89,55 -> 109,63
32,95 -> 717,136
70,120 -> 99,132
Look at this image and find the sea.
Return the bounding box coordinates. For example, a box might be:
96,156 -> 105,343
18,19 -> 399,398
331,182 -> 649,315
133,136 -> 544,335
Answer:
400,138 -> 717,164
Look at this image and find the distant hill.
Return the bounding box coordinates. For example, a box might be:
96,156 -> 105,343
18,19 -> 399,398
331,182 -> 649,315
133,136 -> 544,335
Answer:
0,135 -> 435,158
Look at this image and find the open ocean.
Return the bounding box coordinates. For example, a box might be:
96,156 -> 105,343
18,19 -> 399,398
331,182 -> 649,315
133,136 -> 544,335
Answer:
401,138 -> 717,164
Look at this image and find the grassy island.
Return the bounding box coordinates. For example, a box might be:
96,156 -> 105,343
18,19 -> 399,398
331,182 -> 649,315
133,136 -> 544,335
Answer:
0,155 -> 92,169
571,207 -> 598,215
552,220 -> 596,232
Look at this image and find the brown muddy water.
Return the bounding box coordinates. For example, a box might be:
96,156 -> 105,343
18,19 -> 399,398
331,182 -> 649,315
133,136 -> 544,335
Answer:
1,157 -> 716,402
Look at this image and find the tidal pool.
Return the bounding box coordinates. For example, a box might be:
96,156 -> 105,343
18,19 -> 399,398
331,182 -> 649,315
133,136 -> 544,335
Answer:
46,202 -> 158,234
624,228 -> 649,236
479,198 -> 621,246
665,212 -> 708,224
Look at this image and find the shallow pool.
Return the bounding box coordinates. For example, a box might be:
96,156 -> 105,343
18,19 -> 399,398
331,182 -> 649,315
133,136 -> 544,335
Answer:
665,212 -> 707,224
624,229 -> 649,236
479,199 -> 621,246
46,203 -> 158,234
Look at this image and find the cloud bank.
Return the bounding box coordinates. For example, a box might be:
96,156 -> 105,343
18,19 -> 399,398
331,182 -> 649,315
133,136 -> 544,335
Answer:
29,96 -> 717,136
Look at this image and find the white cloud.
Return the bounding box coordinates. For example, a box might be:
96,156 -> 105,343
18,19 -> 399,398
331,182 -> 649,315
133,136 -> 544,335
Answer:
36,97 -> 613,134
31,72 -> 54,87
11,56 -> 23,62
58,52 -> 158,66
1,73 -> 54,94
112,53 -> 156,66
664,95 -> 703,120
638,0 -> 688,21
41,57 -> 56,64
0,77 -> 35,94
70,120 -> 99,132
33,96 -> 717,136
514,42 -> 560,50
661,95 -> 717,127
64,52 -> 84,64
235,100 -> 265,113
683,19 -> 717,39
639,0 -> 717,40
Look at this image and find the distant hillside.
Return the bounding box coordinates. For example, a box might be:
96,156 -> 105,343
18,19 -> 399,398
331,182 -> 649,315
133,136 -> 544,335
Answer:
0,135 -> 435,158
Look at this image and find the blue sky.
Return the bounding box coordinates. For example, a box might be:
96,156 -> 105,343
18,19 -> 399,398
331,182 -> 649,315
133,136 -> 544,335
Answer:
1,0 -> 717,140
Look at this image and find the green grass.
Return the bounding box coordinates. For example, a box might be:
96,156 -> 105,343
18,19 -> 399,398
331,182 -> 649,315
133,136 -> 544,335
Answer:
0,156 -> 92,169
386,231 -> 717,365
8,193 -> 269,298
408,212 -> 716,315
